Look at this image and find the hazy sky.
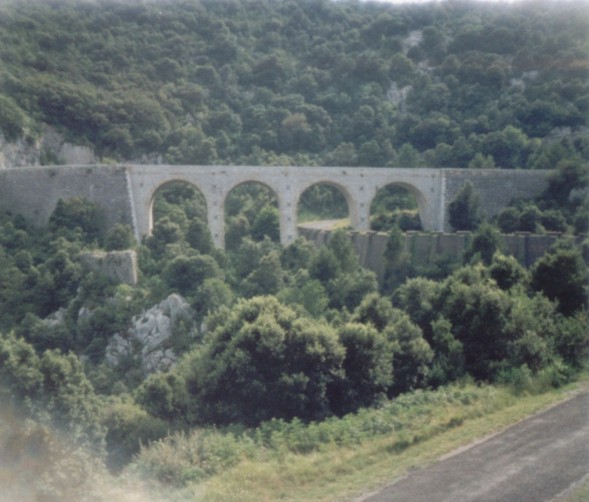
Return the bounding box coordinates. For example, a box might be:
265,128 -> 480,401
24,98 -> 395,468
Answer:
361,0 -> 533,3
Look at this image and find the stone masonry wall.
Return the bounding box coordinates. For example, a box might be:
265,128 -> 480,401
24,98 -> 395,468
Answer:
299,227 -> 575,282
0,165 -> 135,233
0,165 -> 550,246
442,169 -> 549,229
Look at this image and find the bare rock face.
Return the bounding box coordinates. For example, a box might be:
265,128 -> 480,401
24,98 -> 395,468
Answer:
105,294 -> 195,374
0,127 -> 97,169
79,250 -> 138,286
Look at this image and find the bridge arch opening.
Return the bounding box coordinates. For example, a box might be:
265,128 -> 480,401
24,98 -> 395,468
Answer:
370,183 -> 423,232
224,181 -> 279,251
297,182 -> 351,230
149,180 -> 212,253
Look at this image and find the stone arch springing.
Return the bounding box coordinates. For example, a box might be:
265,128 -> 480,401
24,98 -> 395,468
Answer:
369,182 -> 426,232
296,181 -> 352,228
224,180 -> 280,251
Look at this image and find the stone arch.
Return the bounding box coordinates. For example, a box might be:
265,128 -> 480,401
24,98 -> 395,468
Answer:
296,180 -> 354,227
369,181 -> 428,231
147,179 -> 209,235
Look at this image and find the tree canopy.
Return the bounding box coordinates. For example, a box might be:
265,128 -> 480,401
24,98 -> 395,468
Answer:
0,0 -> 586,169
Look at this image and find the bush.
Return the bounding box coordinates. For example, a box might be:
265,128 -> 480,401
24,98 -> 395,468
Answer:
104,224 -> 135,251
448,182 -> 482,231
183,296 -> 345,426
334,322 -> 393,414
100,397 -> 168,472
531,244 -> 588,315
49,197 -> 104,244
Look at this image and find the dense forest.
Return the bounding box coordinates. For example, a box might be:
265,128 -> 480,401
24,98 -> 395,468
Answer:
0,0 -> 588,500
0,0 -> 588,169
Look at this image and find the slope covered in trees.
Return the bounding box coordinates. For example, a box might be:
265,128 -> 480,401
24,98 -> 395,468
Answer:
0,0 -> 587,499
0,0 -> 587,168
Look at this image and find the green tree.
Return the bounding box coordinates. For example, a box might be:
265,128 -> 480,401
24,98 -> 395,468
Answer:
531,244 -> 587,315
384,310 -> 433,396
333,322 -> 393,414
163,254 -> 221,297
428,317 -> 465,387
497,207 -> 521,233
185,296 -> 345,425
448,181 -> 482,231
489,253 -> 528,291
240,250 -> 284,298
104,224 -> 135,251
382,225 -> 410,292
464,222 -> 502,265
185,219 -> 214,255
49,197 -> 104,244
251,205 -> 280,243
0,333 -> 103,447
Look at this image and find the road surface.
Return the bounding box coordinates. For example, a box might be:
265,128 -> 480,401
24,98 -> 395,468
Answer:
358,391 -> 589,502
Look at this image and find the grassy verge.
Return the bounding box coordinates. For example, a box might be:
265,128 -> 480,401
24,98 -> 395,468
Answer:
131,373 -> 588,502
553,475 -> 589,502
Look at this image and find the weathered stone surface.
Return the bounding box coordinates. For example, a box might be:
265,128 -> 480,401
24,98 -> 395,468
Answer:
105,293 -> 195,374
0,127 -> 97,169
298,227 -> 580,282
79,250 -> 138,285
0,164 -> 550,250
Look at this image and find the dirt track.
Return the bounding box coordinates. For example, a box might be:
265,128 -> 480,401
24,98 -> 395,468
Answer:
358,391 -> 589,502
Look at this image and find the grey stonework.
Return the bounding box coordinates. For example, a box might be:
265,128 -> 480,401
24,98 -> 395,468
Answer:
79,249 -> 138,285
0,164 -> 550,249
299,227 -> 579,281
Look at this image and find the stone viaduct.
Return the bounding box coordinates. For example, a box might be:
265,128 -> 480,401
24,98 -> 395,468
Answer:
0,164 -> 550,248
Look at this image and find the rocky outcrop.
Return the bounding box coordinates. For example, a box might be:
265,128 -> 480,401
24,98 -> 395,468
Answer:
0,127 -> 97,169
79,250 -> 138,286
105,294 -> 195,374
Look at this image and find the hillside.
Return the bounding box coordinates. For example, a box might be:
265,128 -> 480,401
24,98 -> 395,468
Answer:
0,0 -> 587,168
0,1 -> 588,500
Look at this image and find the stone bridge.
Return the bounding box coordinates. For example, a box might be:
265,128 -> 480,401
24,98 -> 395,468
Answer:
0,165 -> 550,248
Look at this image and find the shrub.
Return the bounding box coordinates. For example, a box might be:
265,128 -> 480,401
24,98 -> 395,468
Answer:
183,296 -> 345,426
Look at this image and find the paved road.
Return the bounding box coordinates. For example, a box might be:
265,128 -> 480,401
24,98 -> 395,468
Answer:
358,391 -> 589,502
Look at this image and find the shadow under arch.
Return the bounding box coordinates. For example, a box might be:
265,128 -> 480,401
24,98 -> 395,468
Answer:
369,182 -> 425,232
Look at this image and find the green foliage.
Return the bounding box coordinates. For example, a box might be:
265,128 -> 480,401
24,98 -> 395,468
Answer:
162,253 -> 221,297
49,197 -> 104,244
0,0 -> 588,485
133,382 -> 509,488
298,184 -> 348,222
531,243 -> 588,315
0,332 -> 104,448
370,185 -> 421,232
0,94 -> 28,140
100,396 -> 168,472
183,296 -> 345,426
382,225 -> 411,292
104,224 -> 135,251
135,371 -> 190,423
464,222 -> 503,265
251,205 -> 280,243
448,182 -> 482,231
489,253 -> 528,291
384,310 -> 433,396
333,322 -> 393,414
186,219 -> 214,254
1,0 -> 585,166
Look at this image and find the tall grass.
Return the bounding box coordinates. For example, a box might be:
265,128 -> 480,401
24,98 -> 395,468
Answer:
129,376 -> 588,501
